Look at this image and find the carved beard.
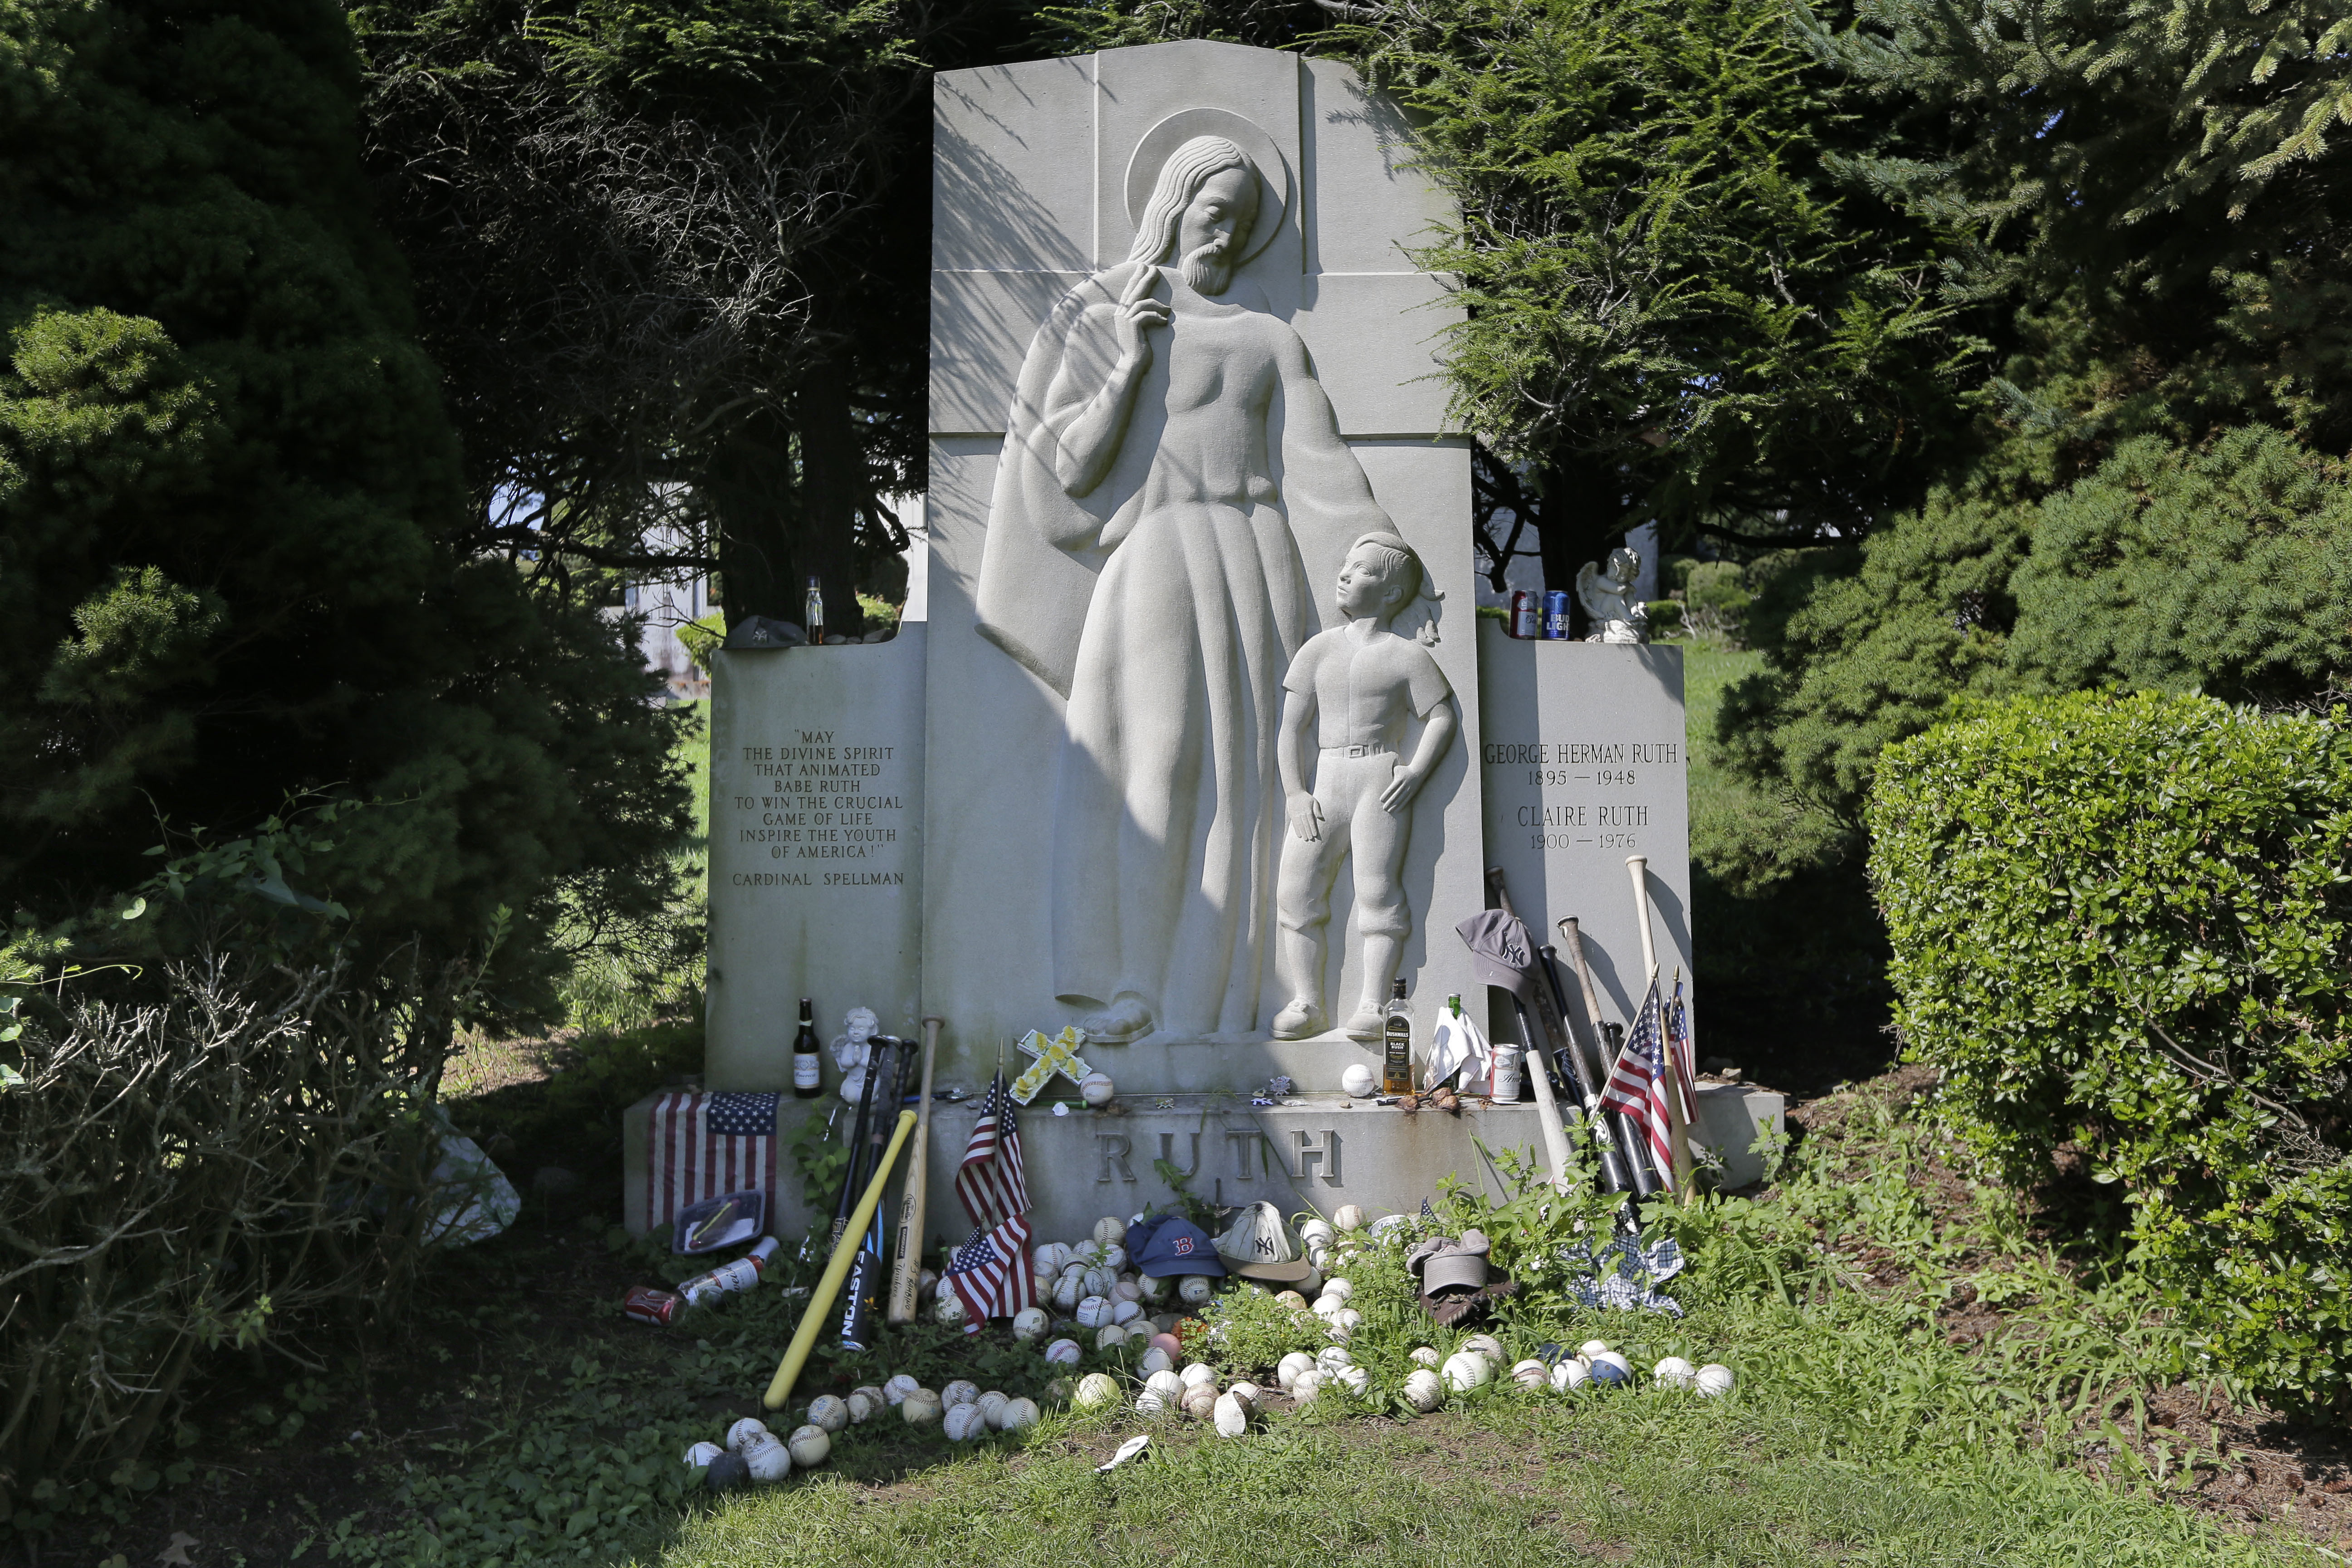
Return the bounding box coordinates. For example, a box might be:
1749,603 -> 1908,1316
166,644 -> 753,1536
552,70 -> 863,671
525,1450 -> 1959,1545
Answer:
1180,236 -> 1235,295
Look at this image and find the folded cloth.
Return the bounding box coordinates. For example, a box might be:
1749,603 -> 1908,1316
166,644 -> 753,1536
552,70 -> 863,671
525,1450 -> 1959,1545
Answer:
1556,1232 -> 1686,1317
1424,1008 -> 1490,1093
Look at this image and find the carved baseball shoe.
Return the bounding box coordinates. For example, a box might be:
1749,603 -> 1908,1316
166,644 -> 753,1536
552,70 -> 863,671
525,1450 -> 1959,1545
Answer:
1271,1000 -> 1324,1039
1342,1003 -> 1385,1043
1078,996 -> 1153,1045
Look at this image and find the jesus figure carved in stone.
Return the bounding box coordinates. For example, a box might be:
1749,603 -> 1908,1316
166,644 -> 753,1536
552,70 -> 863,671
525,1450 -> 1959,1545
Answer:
975,132 -> 1396,1043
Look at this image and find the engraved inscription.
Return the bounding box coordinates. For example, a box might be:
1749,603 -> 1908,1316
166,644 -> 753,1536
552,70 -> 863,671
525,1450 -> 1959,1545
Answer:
726,728 -> 911,888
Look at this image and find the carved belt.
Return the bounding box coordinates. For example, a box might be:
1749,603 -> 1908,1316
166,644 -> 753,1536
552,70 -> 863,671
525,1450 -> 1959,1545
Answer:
1325,744 -> 1394,758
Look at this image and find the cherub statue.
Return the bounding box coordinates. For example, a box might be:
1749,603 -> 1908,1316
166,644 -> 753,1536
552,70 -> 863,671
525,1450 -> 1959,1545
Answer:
830,1006 -> 880,1105
1575,546 -> 1649,644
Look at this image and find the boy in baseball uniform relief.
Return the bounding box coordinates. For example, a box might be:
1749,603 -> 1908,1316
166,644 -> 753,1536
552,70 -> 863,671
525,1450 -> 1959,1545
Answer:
1271,532 -> 1460,1043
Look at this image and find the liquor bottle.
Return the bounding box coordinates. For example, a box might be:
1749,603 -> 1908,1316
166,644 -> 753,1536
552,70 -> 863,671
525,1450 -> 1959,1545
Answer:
1381,979 -> 1414,1096
792,998 -> 823,1098
804,575 -> 826,645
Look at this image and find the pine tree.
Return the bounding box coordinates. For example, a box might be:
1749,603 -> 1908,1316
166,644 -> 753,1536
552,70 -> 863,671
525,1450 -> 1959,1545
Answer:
0,0 -> 689,1002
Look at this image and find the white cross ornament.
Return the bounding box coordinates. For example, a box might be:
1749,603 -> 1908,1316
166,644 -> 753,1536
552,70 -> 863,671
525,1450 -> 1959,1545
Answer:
1010,1026 -> 1094,1105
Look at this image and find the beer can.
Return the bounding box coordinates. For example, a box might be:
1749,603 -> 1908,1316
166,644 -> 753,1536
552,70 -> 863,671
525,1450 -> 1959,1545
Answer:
624,1285 -> 681,1327
1542,589 -> 1573,640
1508,590 -> 1541,639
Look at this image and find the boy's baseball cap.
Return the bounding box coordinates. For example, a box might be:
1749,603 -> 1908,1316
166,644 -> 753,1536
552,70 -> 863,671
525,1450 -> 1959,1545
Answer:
1214,1200 -> 1314,1283
1124,1213 -> 1226,1277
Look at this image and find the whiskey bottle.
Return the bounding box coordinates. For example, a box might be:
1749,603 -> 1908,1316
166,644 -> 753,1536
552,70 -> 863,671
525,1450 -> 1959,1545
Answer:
1381,979 -> 1414,1096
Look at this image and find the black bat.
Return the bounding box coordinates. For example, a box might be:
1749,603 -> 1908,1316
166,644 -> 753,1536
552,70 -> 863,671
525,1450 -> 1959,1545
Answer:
1535,940 -> 1653,1197
839,1038 -> 906,1352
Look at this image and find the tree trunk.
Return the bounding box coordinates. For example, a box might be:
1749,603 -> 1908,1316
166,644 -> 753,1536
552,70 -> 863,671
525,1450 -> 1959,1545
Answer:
795,365 -> 865,640
709,405 -> 796,623
1536,451 -> 1630,639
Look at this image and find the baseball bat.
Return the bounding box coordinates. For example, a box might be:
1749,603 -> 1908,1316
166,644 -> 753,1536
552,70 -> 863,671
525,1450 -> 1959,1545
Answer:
886,1017 -> 943,1323
1627,856 -> 1694,1194
829,1032 -> 886,1248
764,1109 -> 918,1411
841,1040 -> 906,1350
1534,936 -> 1637,1196
1522,1044 -> 1578,1194
1560,914 -> 1661,1198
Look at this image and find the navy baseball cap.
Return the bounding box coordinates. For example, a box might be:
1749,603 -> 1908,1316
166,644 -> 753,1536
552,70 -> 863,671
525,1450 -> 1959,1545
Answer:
1125,1213 -> 1226,1277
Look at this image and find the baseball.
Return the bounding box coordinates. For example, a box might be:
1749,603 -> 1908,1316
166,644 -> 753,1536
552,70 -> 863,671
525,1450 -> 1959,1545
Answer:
1300,1218 -> 1336,1249
1070,1239 -> 1102,1265
1229,1382 -> 1263,1411
941,1380 -> 978,1408
1552,1357 -> 1592,1393
1276,1290 -> 1311,1313
1308,1244 -> 1331,1271
1316,1346 -> 1355,1374
1510,1359 -> 1550,1390
1340,1063 -> 1377,1098
1333,1308 -> 1363,1332
743,1433 -> 792,1483
1579,1339 -> 1612,1361
1044,1338 -> 1082,1366
1148,1331 -> 1183,1357
1321,1277 -> 1353,1302
1178,1274 -> 1214,1305
1291,1369 -> 1326,1402
1144,1369 -> 1186,1404
1179,1362 -> 1218,1390
1403,1368 -> 1444,1412
1461,1333 -> 1504,1364
901,1389 -> 943,1426
1334,1364 -> 1371,1397
919,1267 -> 938,1302
1074,1372 -> 1120,1411
1080,1071 -> 1116,1107
1100,1243 -> 1129,1272
1313,1294 -> 1343,1318
726,1416 -> 771,1451
1333,1204 -> 1367,1231
1077,1295 -> 1113,1328
806,1395 -> 849,1433
934,1292 -> 967,1327
883,1374 -> 920,1406
684,1441 -> 724,1470
1277,1351 -> 1317,1390
1410,1346 -> 1441,1367
1094,1324 -> 1128,1351
1652,1357 -> 1696,1389
1135,1389 -> 1171,1419
1441,1352 -> 1491,1392
942,1403 -> 989,1442
1094,1215 -> 1126,1247
1012,1306 -> 1050,1341
1049,1273 -> 1084,1312
1138,1274 -> 1171,1302
1000,1396 -> 1042,1430
787,1424 -> 833,1468
976,1390 -> 1010,1427
1212,1392 -> 1250,1437
1034,1241 -> 1072,1275
1182,1385 -> 1220,1421
1113,1279 -> 1142,1303
850,1387 -> 883,1419
1137,1346 -> 1174,1376
1111,1298 -> 1142,1326
1696,1363 -> 1735,1398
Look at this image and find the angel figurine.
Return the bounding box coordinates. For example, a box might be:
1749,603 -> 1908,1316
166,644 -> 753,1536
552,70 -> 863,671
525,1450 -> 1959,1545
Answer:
1575,546 -> 1649,644
830,1006 -> 880,1105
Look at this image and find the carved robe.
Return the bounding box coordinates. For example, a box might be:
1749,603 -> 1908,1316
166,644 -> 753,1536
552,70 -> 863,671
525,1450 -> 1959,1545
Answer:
976,260 -> 1389,1038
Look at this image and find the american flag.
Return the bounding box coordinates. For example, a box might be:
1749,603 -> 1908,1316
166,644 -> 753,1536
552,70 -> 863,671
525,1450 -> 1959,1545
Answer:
953,1071 -> 1028,1230
1665,975 -> 1698,1114
943,1213 -> 1035,1330
1600,982 -> 1682,1190
642,1092 -> 780,1230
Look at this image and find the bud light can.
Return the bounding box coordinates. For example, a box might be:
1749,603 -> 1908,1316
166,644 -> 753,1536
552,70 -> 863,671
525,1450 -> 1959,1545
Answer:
1542,589 -> 1573,640
624,1285 -> 681,1327
1509,590 -> 1541,639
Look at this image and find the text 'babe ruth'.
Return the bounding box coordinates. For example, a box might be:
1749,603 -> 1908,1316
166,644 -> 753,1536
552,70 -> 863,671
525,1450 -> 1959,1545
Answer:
1271,532 -> 1460,1044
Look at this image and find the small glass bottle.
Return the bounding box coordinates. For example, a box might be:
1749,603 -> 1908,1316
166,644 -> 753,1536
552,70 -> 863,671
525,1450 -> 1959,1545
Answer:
1381,979 -> 1414,1096
792,998 -> 823,1098
804,575 -> 826,646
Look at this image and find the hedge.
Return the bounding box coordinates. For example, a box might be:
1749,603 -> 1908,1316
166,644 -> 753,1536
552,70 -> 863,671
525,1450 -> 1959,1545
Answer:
1868,690 -> 2352,1412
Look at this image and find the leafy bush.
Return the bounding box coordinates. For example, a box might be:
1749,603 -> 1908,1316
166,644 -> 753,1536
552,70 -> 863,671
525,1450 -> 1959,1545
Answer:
1868,689 -> 2352,1412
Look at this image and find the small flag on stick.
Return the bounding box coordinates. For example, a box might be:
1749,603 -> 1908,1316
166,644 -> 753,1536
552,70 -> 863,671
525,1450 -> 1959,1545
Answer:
1600,982 -> 1679,1190
954,1070 -> 1029,1231
943,1214 -> 1036,1330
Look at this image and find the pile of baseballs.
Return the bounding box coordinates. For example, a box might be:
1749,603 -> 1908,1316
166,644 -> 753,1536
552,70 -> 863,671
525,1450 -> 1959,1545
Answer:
1023,1216 -> 1220,1353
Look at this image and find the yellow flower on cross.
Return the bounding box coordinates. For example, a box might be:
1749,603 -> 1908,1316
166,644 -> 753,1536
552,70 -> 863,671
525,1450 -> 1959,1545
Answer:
1009,1025 -> 1094,1105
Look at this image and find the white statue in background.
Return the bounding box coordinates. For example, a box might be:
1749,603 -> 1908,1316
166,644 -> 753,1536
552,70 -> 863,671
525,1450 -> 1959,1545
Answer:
1271,534 -> 1459,1042
1576,545 -> 1649,644
830,1006 -> 880,1105
974,132 -> 1396,1044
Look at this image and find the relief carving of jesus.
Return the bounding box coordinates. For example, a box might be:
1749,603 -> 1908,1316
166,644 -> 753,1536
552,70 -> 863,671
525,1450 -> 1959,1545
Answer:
974,130 -> 1395,1043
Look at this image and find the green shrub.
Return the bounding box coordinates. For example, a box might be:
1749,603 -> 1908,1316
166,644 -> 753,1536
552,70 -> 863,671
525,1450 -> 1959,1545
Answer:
1867,689 -> 2352,1412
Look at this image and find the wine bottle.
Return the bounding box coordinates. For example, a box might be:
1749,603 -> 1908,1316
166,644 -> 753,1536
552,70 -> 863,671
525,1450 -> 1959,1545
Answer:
792,998 -> 823,1098
804,575 -> 826,646
1381,979 -> 1413,1096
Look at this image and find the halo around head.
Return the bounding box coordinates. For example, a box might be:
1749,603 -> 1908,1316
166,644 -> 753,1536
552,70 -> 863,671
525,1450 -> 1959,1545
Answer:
1123,108 -> 1293,267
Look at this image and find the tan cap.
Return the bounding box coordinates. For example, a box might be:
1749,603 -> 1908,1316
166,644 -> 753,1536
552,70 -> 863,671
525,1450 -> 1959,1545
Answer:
1213,1200 -> 1314,1283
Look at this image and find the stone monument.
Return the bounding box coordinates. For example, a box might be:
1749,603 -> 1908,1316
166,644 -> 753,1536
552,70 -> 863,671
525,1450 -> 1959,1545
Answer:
633,41 -> 1781,1249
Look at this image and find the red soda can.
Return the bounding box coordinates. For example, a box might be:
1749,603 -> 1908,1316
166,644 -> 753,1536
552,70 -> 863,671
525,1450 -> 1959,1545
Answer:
1509,590 -> 1541,639
623,1285 -> 681,1327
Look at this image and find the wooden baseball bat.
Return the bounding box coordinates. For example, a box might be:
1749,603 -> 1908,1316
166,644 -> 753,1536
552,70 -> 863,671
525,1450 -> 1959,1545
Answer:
764,1109 -> 917,1412
886,1017 -> 942,1323
1626,855 -> 1694,1195
1560,913 -> 1661,1198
